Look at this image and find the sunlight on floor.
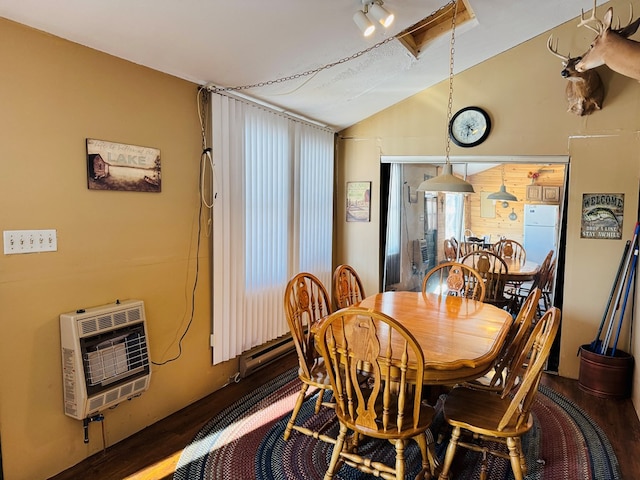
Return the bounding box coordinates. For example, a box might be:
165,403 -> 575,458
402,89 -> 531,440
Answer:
122,390 -> 299,479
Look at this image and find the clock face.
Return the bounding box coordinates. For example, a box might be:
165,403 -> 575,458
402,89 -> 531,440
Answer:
449,107 -> 491,147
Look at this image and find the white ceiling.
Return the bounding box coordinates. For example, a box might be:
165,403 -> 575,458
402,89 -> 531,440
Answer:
0,0 -> 606,130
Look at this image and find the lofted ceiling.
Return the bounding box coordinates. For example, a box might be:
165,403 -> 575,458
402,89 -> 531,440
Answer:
0,0 -> 607,130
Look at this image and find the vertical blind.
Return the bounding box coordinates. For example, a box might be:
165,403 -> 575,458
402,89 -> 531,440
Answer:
211,93 -> 334,365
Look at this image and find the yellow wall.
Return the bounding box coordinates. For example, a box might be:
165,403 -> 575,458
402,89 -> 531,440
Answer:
0,19 -> 238,479
336,0 -> 640,412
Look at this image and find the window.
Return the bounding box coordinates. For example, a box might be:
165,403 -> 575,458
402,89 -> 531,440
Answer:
211,93 -> 334,364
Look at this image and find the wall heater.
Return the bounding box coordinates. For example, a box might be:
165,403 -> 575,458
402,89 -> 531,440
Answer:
239,334 -> 294,378
60,299 -> 151,420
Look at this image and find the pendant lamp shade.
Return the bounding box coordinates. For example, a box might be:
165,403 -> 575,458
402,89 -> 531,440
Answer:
487,165 -> 517,201
487,184 -> 518,201
416,163 -> 475,193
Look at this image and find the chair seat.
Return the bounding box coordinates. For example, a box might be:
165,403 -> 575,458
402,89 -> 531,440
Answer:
303,357 -> 332,387
443,386 -> 533,438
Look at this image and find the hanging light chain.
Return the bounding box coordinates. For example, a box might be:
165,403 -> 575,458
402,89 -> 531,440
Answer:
208,2 -> 455,94
445,0 -> 458,163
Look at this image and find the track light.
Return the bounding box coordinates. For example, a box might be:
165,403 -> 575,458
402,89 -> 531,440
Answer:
353,10 -> 376,37
353,0 -> 394,37
369,2 -> 394,27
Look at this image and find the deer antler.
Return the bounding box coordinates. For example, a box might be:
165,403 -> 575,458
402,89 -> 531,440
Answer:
547,35 -> 570,61
578,0 -> 604,34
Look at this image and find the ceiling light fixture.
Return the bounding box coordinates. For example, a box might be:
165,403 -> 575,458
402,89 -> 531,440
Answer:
353,10 -> 376,37
417,1 -> 474,194
354,0 -> 395,37
487,165 -> 518,201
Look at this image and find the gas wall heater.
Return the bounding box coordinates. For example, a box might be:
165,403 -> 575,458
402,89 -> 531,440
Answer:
60,299 -> 151,420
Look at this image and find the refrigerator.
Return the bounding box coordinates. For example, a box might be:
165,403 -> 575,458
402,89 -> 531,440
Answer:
523,204 -> 559,264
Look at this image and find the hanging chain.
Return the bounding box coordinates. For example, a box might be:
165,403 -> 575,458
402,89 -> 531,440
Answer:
208,2 -> 455,94
445,0 -> 458,162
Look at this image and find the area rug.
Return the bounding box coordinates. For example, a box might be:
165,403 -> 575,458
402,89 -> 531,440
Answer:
174,368 -> 621,480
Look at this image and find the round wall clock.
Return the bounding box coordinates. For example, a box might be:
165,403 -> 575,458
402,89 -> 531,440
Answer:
448,106 -> 491,148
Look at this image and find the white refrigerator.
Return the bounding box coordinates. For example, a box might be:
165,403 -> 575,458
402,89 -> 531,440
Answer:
523,204 -> 559,264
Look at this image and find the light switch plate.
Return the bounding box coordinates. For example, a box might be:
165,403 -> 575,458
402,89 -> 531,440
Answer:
3,229 -> 57,254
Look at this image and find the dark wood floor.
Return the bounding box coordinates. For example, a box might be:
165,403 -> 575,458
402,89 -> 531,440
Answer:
49,351 -> 640,480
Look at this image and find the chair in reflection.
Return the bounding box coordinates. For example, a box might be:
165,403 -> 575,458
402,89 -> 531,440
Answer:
422,262 -> 485,301
510,249 -> 554,317
316,306 -> 437,480
283,272 -> 335,442
443,238 -> 458,261
459,240 -> 485,257
332,264 -> 365,309
460,250 -> 510,308
493,239 -> 527,266
438,307 -> 560,480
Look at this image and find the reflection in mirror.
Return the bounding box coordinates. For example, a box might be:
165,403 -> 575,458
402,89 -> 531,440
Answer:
382,161 -> 567,319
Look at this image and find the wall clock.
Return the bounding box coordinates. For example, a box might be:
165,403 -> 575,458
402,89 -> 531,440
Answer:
448,106 -> 491,148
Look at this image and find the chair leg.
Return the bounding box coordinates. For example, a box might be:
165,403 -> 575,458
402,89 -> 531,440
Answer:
284,383 -> 309,440
413,433 -> 434,480
438,426 -> 461,480
314,387 -> 325,413
507,436 -> 524,480
515,437 -> 527,475
324,422 -> 348,480
394,438 -> 406,480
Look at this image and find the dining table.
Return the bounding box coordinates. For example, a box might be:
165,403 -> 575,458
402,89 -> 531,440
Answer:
501,259 -> 540,282
350,291 -> 514,385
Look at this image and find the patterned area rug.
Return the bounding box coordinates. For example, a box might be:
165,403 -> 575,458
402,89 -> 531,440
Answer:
174,368 -> 620,480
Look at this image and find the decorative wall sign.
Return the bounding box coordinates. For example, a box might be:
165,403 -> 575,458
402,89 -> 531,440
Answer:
346,181 -> 371,222
581,193 -> 624,239
86,138 -> 161,192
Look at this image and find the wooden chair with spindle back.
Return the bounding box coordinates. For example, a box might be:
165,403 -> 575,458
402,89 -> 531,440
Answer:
316,306 -> 437,480
460,250 -> 510,308
283,272 -> 335,442
438,307 -> 561,480
494,239 -> 527,266
422,261 -> 486,302
332,264 -> 365,309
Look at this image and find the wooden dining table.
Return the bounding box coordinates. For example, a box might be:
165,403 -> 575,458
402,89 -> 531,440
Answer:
501,259 -> 540,282
349,291 -> 514,385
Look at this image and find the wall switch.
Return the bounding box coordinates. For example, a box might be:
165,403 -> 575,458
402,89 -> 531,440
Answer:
3,229 -> 57,254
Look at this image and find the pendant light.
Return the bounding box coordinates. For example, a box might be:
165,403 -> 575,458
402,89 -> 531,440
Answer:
487,165 -> 517,201
417,1 -> 474,194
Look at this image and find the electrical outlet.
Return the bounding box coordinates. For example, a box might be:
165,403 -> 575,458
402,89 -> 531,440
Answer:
3,229 -> 57,254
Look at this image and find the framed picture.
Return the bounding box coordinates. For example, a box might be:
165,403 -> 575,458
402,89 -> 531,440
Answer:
346,181 -> 371,222
86,138 -> 161,192
543,186 -> 560,203
581,193 -> 624,239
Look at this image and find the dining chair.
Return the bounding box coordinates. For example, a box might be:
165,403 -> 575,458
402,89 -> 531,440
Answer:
471,287 -> 542,390
332,264 -> 365,309
438,307 -> 561,480
443,238 -> 458,261
494,238 -> 527,266
510,249 -> 554,317
316,306 -> 437,480
459,240 -> 485,257
283,272 -> 335,442
460,250 -> 510,308
423,261 -> 486,302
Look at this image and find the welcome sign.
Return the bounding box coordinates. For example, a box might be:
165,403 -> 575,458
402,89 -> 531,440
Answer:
581,193 -> 624,239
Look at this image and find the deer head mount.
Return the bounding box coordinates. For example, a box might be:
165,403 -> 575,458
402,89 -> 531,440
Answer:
575,1 -> 640,81
547,35 -> 604,116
